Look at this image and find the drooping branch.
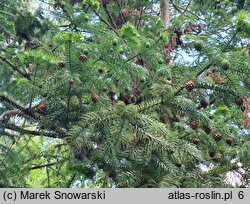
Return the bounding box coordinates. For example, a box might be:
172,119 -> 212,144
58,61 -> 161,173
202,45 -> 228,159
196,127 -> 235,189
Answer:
0,94 -> 30,113
0,120 -> 63,138
0,56 -> 31,80
0,94 -> 68,138
0,94 -> 40,120
0,110 -> 35,123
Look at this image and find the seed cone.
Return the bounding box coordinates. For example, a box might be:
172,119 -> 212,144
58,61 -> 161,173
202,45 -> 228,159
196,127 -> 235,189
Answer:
214,133 -> 222,141
185,80 -> 195,91
189,120 -> 198,130
204,125 -> 212,134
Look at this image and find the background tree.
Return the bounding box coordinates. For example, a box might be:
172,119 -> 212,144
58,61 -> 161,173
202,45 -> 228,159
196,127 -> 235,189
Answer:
0,0 -> 249,187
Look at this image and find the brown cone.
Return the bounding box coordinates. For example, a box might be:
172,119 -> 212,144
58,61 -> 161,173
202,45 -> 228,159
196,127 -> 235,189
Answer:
192,138 -> 200,145
200,99 -> 209,108
79,54 -> 88,61
204,125 -> 212,134
235,96 -> 244,106
226,136 -> 233,145
58,60 -> 65,68
214,133 -> 222,141
91,93 -> 99,103
184,80 -> 195,91
189,120 -> 198,130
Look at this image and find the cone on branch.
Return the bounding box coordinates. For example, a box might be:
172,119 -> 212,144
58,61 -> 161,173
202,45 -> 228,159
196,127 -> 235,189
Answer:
43,93 -> 48,97
108,172 -> 116,178
226,136 -> 233,145
79,54 -> 88,61
184,80 -> 195,91
119,93 -> 130,105
220,59 -> 230,70
37,101 -> 47,113
192,138 -> 200,145
70,0 -> 81,5
72,146 -> 87,161
98,67 -> 106,73
97,162 -> 105,169
214,133 -> 222,141
208,72 -> 224,84
91,92 -> 100,103
107,90 -> 116,100
234,96 -> 244,106
209,151 -> 216,158
204,125 -> 212,134
200,99 -> 209,108
58,60 -> 65,68
68,80 -> 76,86
112,39 -> 118,46
189,120 -> 198,130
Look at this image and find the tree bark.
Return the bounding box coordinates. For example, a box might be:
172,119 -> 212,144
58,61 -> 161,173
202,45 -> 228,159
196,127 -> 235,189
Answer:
160,0 -> 170,29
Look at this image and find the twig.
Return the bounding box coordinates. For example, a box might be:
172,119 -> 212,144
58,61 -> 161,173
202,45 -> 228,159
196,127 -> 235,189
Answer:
93,10 -> 119,35
29,162 -> 57,170
101,0 -> 117,29
136,6 -> 144,29
125,53 -> 141,63
66,173 -> 77,188
116,1 -> 127,24
66,84 -> 72,126
148,70 -> 174,86
0,48 -> 6,51
46,160 -> 51,187
195,63 -> 212,77
224,28 -> 240,51
178,0 -> 192,18
23,64 -> 40,127
54,143 -> 68,148
170,0 -> 206,23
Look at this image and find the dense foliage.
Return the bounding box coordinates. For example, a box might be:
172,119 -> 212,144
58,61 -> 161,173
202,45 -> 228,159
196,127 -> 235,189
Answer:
0,0 -> 249,188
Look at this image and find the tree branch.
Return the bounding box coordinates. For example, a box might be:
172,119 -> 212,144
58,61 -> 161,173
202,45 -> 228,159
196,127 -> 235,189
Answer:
93,10 -> 119,35
170,0 -> 206,23
0,110 -> 35,122
0,56 -> 31,80
136,6 -> 144,29
0,121 -> 62,138
0,93 -> 40,120
66,173 -> 77,188
178,0 -> 192,18
29,162 -> 57,170
116,0 -> 127,24
101,0 -> 117,29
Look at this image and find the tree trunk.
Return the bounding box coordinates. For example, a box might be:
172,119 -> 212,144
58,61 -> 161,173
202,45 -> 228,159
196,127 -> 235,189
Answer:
160,0 -> 170,29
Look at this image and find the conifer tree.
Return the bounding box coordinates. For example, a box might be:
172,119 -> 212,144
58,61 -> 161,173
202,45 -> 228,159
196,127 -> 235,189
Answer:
0,0 -> 249,187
